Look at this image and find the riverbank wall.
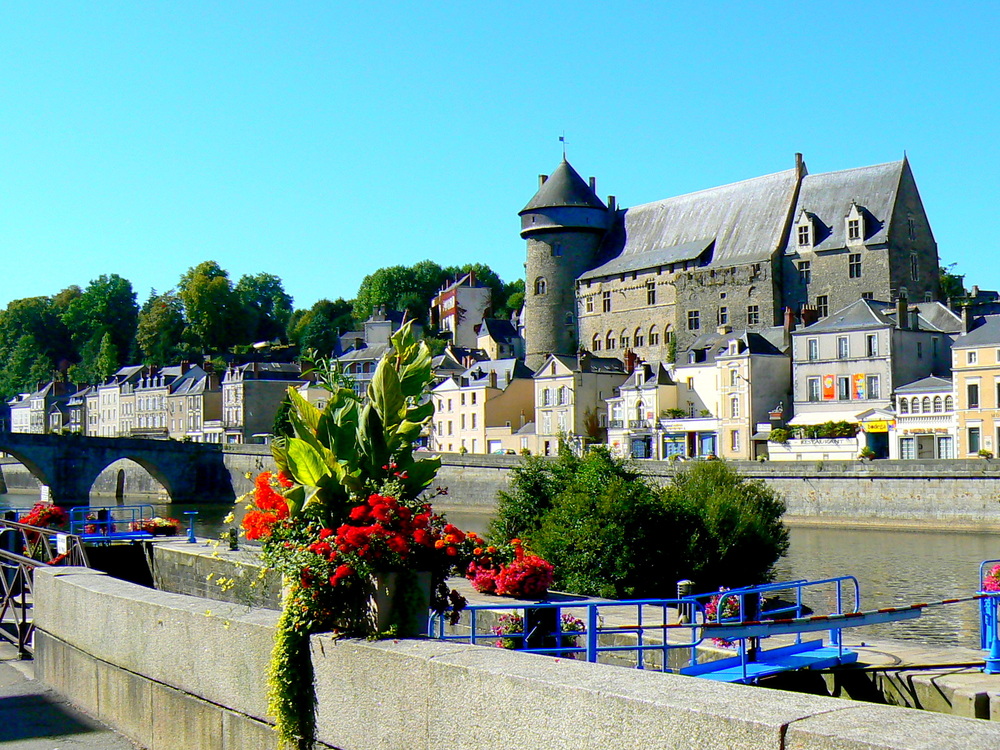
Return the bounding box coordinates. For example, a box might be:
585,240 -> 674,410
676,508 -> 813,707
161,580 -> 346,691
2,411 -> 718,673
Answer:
7,448 -> 1000,529
33,562 -> 1000,750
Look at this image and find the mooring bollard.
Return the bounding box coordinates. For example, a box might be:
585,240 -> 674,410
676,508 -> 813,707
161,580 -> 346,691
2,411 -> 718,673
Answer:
184,511 -> 197,544
677,579 -> 694,624
228,527 -> 239,551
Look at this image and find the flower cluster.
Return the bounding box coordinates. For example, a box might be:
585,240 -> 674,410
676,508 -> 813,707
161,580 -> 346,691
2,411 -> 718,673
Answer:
490,611 -> 586,650
983,564 -> 1000,593
131,517 -> 181,535
242,471 -> 291,540
704,588 -> 743,647
20,503 -> 67,529
466,538 -> 554,599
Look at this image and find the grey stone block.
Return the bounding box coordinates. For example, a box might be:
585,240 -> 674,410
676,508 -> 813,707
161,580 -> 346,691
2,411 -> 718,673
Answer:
786,703 -> 1000,749
34,629 -> 99,716
97,658 -> 154,748
150,680 -> 223,750
222,710 -> 279,750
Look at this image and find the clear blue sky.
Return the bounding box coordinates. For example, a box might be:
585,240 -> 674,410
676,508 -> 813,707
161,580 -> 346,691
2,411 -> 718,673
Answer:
3,2 -> 998,311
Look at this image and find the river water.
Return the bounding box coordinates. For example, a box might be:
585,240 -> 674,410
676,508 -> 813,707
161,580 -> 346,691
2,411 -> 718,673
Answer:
4,491 -> 996,649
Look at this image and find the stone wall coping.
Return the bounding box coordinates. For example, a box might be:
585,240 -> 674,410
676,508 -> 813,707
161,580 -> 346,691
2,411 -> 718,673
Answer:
33,568 -> 1000,750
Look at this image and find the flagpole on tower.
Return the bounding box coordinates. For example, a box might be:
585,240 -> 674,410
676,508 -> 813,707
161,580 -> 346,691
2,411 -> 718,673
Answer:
559,132 -> 566,159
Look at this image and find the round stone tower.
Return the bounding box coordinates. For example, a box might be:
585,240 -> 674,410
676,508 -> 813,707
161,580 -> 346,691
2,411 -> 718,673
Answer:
519,159 -> 611,370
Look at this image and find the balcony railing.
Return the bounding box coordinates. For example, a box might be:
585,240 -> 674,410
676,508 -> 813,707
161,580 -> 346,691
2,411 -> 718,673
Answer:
608,420 -> 624,429
628,420 -> 650,429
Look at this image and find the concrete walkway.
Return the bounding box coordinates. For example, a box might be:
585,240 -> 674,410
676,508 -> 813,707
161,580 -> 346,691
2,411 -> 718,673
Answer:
0,644 -> 141,750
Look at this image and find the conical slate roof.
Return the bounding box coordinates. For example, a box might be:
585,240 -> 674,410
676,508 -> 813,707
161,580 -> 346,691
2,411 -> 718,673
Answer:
521,159 -> 607,212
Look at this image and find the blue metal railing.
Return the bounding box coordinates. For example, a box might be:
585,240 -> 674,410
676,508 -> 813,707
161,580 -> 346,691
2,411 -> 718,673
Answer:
979,559 -> 1000,673
68,505 -> 157,542
431,597 -> 708,671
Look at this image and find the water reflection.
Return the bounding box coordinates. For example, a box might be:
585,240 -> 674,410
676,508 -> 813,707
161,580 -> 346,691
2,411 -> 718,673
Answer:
3,490 -> 996,649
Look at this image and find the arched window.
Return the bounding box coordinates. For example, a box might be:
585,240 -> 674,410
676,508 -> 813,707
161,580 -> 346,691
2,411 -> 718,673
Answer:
649,325 -> 659,346
592,334 -> 601,351
945,395 -> 954,411
933,396 -> 943,413
911,398 -> 920,414
922,396 -> 931,413
634,327 -> 644,347
606,331 -> 616,350
899,398 -> 909,414
635,400 -> 645,421
620,329 -> 630,349
534,277 -> 547,295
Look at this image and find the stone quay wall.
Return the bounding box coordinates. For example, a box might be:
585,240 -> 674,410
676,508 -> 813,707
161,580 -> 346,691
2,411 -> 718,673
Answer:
434,454 -> 1000,529
34,565 -> 1000,750
7,445 -> 1000,528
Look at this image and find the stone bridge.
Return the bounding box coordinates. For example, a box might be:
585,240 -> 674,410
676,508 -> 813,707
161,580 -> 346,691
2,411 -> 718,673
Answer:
0,431 -> 238,506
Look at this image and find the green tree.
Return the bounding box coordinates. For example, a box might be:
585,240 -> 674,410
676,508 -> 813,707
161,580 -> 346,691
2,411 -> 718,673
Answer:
940,262 -> 966,302
0,297 -> 74,397
236,272 -> 294,343
177,261 -> 248,352
94,332 -> 119,381
137,290 -> 187,366
287,298 -> 356,354
61,274 -> 138,380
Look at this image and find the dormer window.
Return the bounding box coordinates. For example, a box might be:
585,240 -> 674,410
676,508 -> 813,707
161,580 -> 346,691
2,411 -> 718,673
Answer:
796,211 -> 815,248
846,203 -> 866,243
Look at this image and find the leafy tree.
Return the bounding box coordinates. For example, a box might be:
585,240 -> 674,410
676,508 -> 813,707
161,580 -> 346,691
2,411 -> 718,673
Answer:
287,298 -> 356,355
137,290 -> 187,366
94,332 -> 119,381
940,262 -> 966,302
0,297 -> 75,397
236,272 -> 294,343
178,261 -> 248,352
354,263 -> 444,323
61,274 -> 138,380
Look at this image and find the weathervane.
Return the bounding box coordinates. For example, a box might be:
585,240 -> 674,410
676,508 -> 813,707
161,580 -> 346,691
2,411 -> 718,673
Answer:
559,132 -> 567,159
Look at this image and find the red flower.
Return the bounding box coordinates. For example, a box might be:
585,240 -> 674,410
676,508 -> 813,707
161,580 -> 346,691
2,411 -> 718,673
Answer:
242,510 -> 281,540
318,528 -> 334,540
349,505 -> 370,522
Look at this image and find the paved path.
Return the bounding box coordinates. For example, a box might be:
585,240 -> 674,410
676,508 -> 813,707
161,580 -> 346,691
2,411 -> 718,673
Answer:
0,644 -> 140,750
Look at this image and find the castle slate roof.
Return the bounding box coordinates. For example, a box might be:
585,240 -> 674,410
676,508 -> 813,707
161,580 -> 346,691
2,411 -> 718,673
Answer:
592,168 -> 800,273
781,160 -> 908,254
521,159 -> 607,212
543,353 -> 625,376
579,238 -> 713,281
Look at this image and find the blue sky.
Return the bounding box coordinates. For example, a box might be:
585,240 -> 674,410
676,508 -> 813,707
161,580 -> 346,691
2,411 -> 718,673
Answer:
2,2 -> 998,311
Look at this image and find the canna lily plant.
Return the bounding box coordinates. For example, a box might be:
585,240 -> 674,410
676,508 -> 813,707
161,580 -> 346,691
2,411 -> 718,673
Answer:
243,321 -> 471,749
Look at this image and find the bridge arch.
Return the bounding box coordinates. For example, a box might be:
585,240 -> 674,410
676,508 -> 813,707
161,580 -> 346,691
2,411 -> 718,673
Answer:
86,455 -> 175,503
0,446 -> 55,496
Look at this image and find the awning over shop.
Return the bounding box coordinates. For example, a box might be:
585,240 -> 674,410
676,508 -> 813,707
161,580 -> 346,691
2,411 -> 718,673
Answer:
751,431 -> 771,440
787,410 -> 863,426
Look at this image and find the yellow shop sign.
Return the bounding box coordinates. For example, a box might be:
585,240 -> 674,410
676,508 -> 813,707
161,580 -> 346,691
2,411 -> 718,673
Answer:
861,421 -> 892,433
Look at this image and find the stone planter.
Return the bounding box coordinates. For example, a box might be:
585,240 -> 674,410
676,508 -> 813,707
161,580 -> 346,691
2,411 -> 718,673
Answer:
371,570 -> 432,637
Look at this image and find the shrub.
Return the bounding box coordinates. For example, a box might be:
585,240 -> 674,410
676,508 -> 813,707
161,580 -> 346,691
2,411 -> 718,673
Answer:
494,451 -> 789,597
767,427 -> 790,444
667,461 -> 789,590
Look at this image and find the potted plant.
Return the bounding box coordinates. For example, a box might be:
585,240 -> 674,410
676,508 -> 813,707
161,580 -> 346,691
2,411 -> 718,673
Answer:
241,323 -> 476,748
979,449 -> 994,460
858,446 -> 876,461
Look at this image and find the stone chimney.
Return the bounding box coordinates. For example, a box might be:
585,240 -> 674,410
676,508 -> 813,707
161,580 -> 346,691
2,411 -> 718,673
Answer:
908,307 -> 920,331
488,370 -> 498,389
962,305 -> 973,333
180,360 -> 190,375
896,296 -> 908,330
578,349 -> 593,373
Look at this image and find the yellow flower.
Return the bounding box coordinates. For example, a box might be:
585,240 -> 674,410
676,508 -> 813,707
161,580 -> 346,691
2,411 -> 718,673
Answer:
223,512 -> 235,525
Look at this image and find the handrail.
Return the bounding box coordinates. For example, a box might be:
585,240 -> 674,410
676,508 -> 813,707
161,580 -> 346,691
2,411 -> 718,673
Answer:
431,597 -> 708,672
0,519 -> 89,658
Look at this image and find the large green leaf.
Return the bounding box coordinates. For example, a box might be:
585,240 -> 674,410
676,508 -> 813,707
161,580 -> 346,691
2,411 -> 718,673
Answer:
398,344 -> 432,398
369,359 -> 405,429
286,438 -> 332,487
287,385 -> 322,434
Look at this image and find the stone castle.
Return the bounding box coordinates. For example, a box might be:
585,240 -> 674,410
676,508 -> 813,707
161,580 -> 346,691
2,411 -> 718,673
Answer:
520,154 -> 940,369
